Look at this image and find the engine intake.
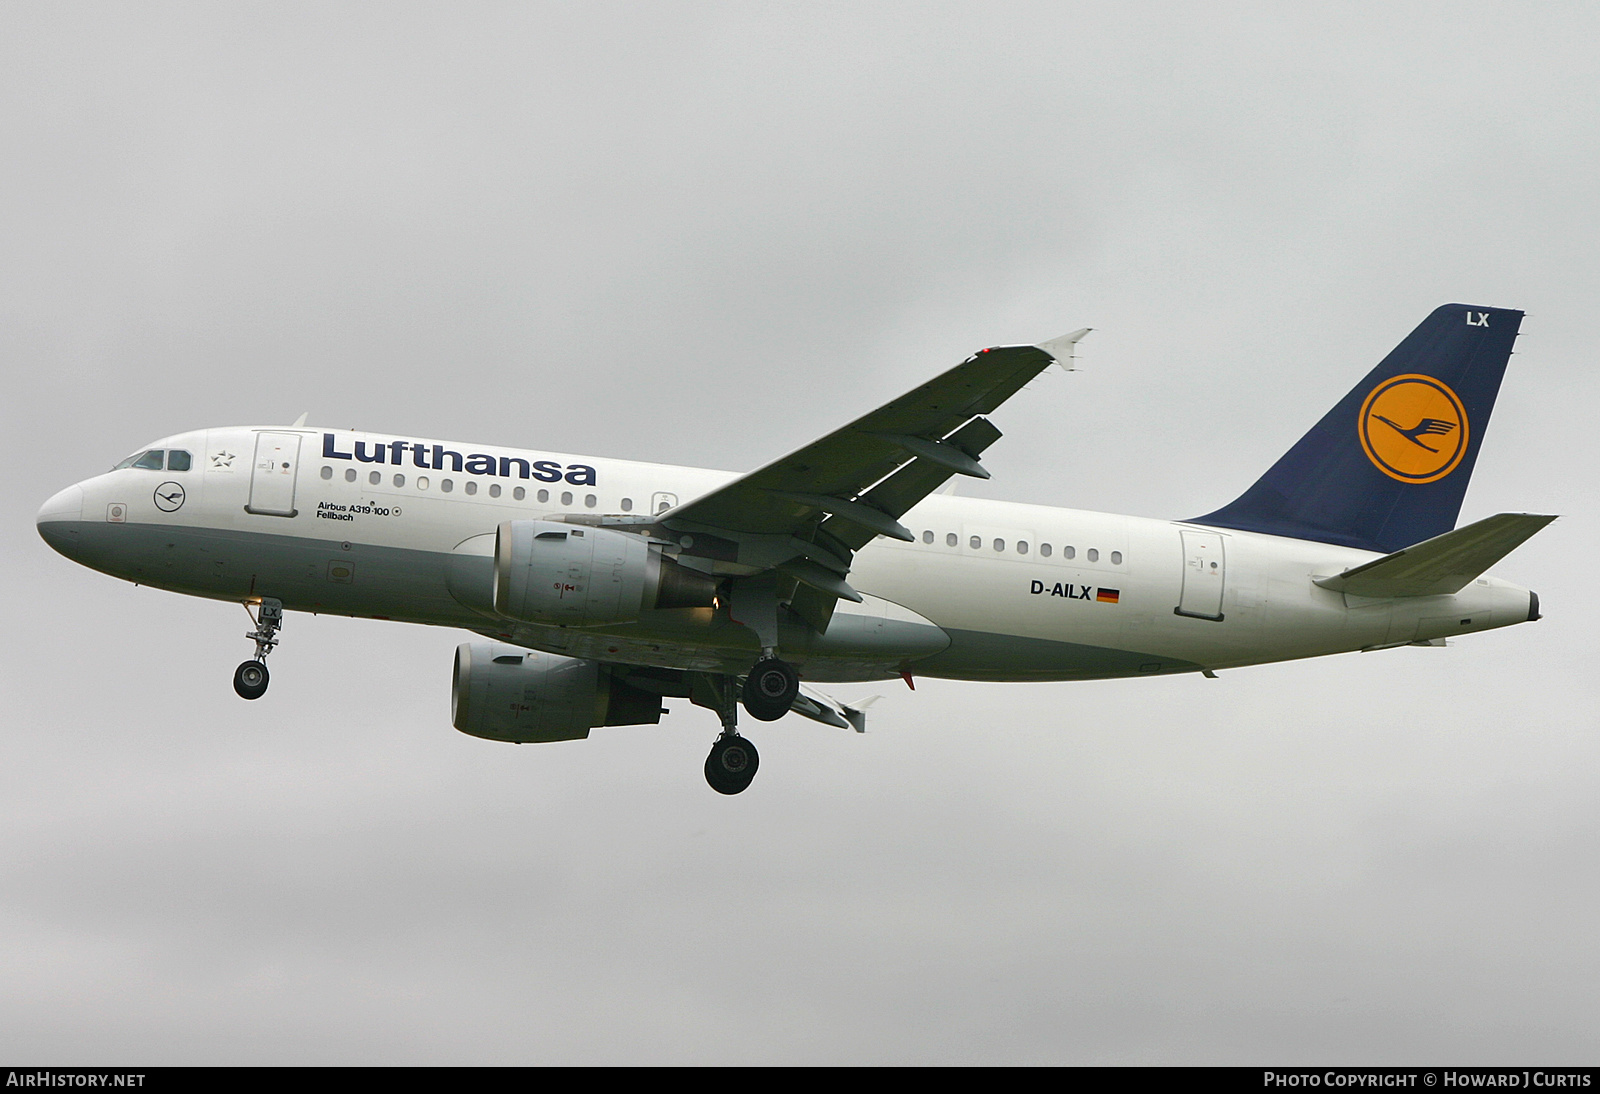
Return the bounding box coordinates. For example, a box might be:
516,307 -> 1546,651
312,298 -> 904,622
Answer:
493,520 -> 716,626
451,642 -> 666,743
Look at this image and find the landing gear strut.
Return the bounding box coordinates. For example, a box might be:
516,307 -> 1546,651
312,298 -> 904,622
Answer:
726,578 -> 797,723
696,673 -> 760,795
233,597 -> 282,701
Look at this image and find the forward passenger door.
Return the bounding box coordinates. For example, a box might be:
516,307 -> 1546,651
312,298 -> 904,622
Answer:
246,431 -> 302,517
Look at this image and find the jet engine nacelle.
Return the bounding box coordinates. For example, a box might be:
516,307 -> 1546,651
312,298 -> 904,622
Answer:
493,520 -> 715,626
451,642 -> 666,743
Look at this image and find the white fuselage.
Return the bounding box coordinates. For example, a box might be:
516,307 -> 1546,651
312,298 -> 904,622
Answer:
36,426 -> 1538,683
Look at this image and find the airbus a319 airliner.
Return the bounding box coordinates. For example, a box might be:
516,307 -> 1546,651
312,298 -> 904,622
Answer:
37,304 -> 1552,794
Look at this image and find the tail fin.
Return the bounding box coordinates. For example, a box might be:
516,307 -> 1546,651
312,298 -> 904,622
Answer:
1192,304 -> 1524,554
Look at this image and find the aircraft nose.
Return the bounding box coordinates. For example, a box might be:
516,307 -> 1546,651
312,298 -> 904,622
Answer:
36,483 -> 84,554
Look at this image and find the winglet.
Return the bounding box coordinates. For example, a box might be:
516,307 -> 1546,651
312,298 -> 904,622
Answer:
846,694 -> 882,734
1036,328 -> 1091,371
791,684 -> 874,733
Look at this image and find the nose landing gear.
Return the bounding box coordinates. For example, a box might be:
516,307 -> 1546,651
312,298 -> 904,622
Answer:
233,597 -> 282,700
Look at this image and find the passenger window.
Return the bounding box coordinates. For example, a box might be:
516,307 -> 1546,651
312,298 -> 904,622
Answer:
946,533 -> 957,547
1111,551 -> 1122,565
369,471 -> 381,485
622,497 -> 633,512
585,494 -> 596,508
1064,546 -> 1076,560
922,530 -> 933,544
1017,541 -> 1029,555
561,491 -> 573,506
993,539 -> 1005,552
134,450 -> 164,470
320,466 -> 333,480
167,450 -> 192,471
393,474 -> 405,487
345,468 -> 356,482
1087,548 -> 1099,562
417,477 -> 429,490
537,489 -> 549,503
465,481 -> 478,496
441,479 -> 453,493
1040,543 -> 1052,557
514,487 -> 526,501
489,484 -> 501,498
969,536 -> 981,549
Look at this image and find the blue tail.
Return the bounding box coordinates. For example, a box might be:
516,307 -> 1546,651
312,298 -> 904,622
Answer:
1192,304 -> 1524,554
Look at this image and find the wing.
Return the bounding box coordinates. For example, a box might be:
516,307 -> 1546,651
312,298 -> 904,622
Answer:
648,330 -> 1090,632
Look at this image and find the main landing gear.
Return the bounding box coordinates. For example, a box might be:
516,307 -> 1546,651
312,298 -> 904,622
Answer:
742,656 -> 799,721
696,655 -> 798,795
705,733 -> 760,796
233,597 -> 282,701
693,668 -> 770,795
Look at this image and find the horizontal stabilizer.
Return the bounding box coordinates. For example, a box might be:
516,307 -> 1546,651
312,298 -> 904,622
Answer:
1314,513 -> 1556,597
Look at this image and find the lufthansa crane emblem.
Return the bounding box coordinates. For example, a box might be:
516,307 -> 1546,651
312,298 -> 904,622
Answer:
153,481 -> 186,512
1358,374 -> 1469,484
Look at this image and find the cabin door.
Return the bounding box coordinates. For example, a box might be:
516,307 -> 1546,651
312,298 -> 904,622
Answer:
247,431 -> 302,517
1175,529 -> 1226,621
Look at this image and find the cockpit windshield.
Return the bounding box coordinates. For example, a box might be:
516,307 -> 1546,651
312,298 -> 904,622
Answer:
114,449 -> 191,472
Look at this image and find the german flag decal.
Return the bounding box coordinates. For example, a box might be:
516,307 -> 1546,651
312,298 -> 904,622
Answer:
1096,587 -> 1120,604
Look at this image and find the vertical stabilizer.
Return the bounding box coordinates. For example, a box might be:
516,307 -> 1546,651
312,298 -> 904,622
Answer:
1192,304 -> 1523,553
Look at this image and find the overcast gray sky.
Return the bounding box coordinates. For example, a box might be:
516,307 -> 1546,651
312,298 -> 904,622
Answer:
3,1 -> 1596,1065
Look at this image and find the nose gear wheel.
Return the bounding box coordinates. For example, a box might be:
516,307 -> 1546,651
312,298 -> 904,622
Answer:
233,659 -> 269,700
